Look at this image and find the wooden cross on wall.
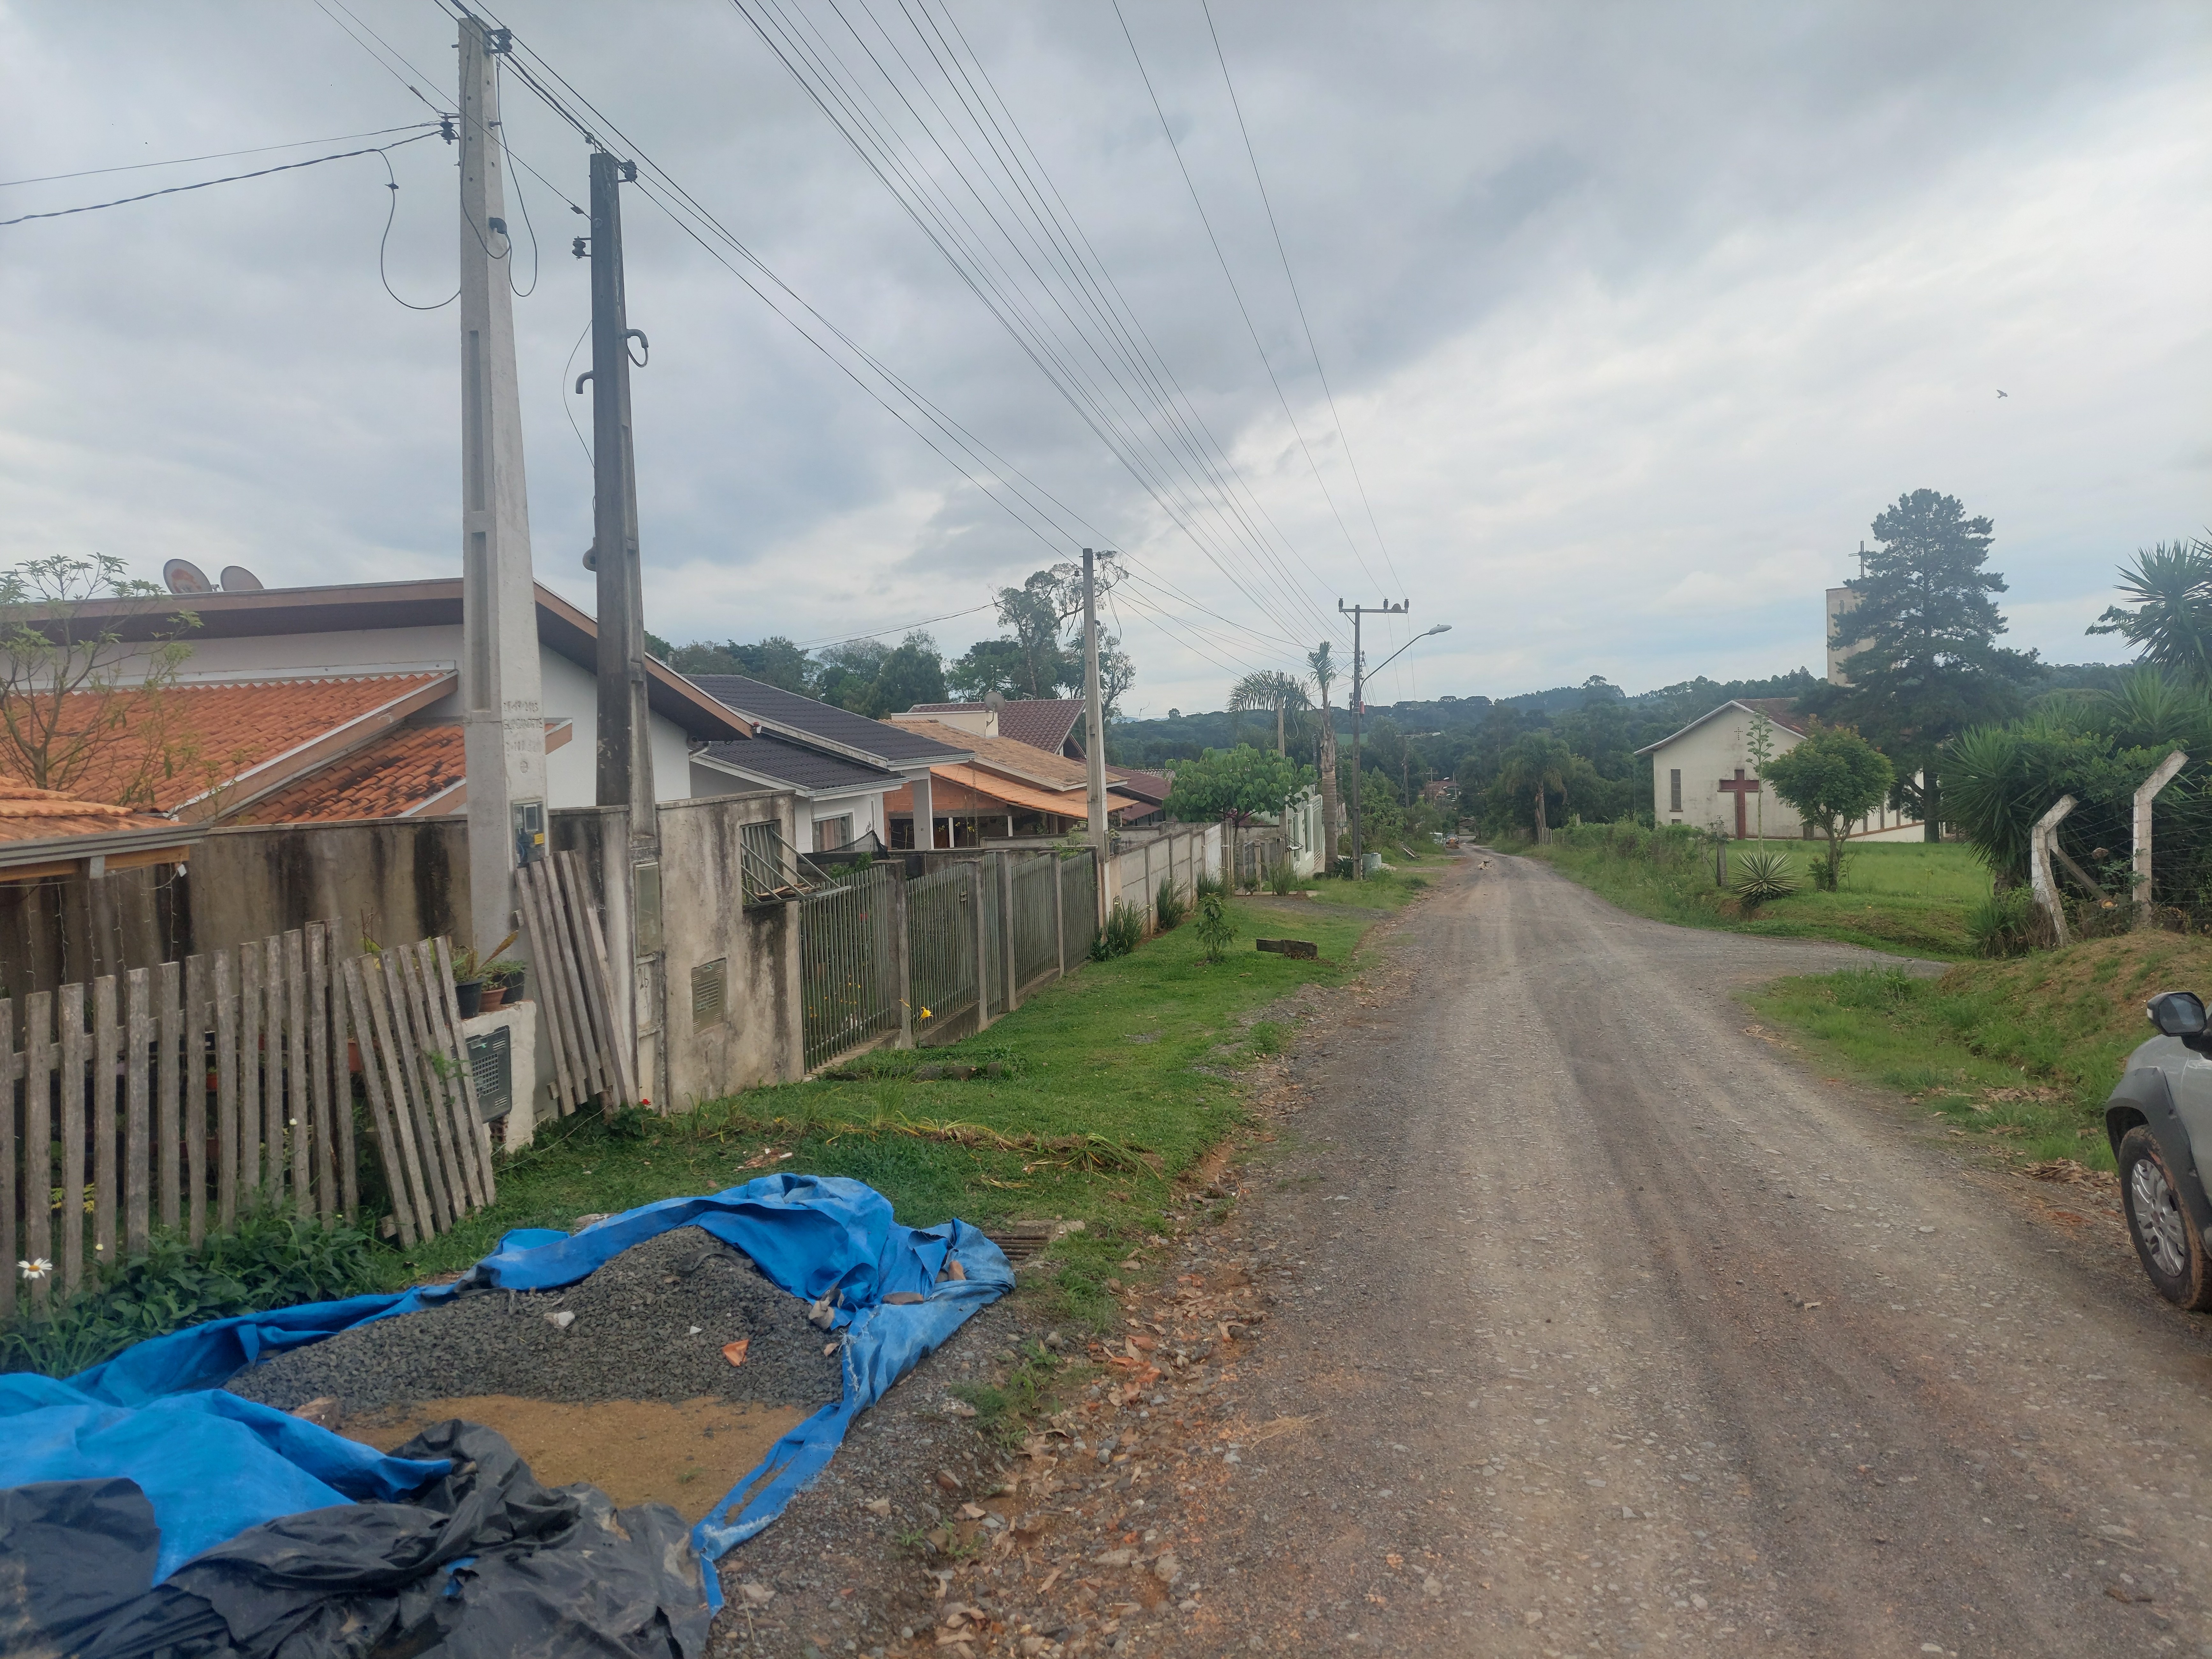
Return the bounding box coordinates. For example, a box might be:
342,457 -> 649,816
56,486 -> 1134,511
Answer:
1718,767 -> 1760,839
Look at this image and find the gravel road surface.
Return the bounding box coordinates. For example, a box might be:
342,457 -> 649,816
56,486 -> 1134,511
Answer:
1134,851 -> 2212,1657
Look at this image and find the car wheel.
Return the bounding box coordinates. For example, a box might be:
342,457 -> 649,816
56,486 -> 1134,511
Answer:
2118,1126 -> 2212,1311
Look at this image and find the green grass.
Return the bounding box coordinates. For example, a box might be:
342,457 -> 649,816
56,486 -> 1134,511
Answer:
1744,929 -> 2205,1170
381,895 -> 1389,1323
1528,832 -> 1988,958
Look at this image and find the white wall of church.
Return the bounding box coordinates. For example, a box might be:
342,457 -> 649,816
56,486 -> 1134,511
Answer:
1648,704 -> 1928,841
1650,710 -> 1806,840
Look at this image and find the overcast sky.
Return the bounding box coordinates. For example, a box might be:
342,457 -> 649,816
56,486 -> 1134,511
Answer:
2,2 -> 2206,716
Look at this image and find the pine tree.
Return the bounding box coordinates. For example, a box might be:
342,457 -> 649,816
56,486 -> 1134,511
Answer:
1825,489 -> 2034,839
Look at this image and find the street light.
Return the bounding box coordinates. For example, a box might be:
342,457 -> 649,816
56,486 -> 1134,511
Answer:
1348,622 -> 1453,879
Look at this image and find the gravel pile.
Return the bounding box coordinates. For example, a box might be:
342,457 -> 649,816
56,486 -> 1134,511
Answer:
228,1227 -> 843,1415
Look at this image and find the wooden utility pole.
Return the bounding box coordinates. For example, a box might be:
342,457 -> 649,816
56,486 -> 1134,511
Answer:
584,146 -> 658,1107
1338,599 -> 1406,880
586,149 -> 655,830
457,14 -> 549,964
1082,549 -> 1110,911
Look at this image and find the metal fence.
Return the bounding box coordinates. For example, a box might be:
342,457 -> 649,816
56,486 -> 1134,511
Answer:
1059,853 -> 1097,971
906,862 -> 979,1046
1010,854 -> 1059,992
799,863 -> 904,1072
980,862 -> 1006,1019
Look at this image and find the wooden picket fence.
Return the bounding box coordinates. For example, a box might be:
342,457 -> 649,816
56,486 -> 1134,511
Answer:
3,923 -> 495,1316
516,852 -> 634,1114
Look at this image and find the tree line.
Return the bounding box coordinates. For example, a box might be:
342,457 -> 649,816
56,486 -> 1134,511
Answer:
647,558 -> 1136,720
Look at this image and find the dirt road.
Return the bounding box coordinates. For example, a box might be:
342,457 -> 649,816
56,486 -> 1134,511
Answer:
1135,852 -> 2212,1656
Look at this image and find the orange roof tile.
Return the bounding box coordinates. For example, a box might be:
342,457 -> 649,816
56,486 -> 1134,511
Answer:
0,778 -> 175,844
238,719 -> 571,824
884,766 -> 1143,821
36,673 -> 454,815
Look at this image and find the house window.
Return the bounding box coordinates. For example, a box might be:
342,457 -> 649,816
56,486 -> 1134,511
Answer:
814,814 -> 853,853
1669,768 -> 1682,813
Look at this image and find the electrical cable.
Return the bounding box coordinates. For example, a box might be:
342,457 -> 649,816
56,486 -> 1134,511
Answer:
788,600 -> 994,650
440,0 -> 1322,677
1110,0 -> 1387,603
311,0 -> 450,116
0,122 -> 439,190
0,131 -> 442,228
376,148 -> 459,308
497,59 -> 542,297
730,0 -> 1335,652
560,318 -> 594,465
1201,0 -> 1404,601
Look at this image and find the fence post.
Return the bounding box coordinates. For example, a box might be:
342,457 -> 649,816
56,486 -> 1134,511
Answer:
2031,794 -> 2076,948
1052,852 -> 1067,977
2133,749 -> 2187,928
893,868 -> 915,1050
999,853 -> 1019,1014
970,859 -> 993,1034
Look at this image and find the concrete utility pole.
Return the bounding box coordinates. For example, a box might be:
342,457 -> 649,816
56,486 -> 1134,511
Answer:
1338,599 -> 1407,880
1082,549 -> 1110,900
458,14 -> 549,963
585,149 -> 655,834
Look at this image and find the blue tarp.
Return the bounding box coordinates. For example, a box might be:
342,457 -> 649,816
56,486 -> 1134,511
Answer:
1,1173 -> 1012,1603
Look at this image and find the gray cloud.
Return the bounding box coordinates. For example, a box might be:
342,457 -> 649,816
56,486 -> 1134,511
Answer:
2,0 -> 2205,716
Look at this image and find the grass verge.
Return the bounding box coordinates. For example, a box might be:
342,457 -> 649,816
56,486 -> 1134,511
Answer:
1744,929 -> 2203,1171
1526,829 -> 1987,958
382,893 -> 1395,1325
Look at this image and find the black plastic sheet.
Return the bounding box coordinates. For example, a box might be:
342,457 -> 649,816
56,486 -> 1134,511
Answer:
0,1422 -> 709,1658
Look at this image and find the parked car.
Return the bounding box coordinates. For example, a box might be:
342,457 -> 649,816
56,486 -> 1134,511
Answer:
2105,990 -> 2212,1309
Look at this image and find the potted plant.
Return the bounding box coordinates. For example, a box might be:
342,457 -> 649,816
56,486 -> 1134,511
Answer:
448,931 -> 515,1019
450,944 -> 485,1018
483,957 -> 527,1007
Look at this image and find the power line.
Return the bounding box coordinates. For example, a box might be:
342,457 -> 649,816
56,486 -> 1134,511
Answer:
0,131 -> 442,228
1110,0 -> 1389,605
728,0 -> 1343,652
787,600 -> 994,650
0,122 -> 439,190
440,0 -> 1319,683
1201,0 -> 1403,601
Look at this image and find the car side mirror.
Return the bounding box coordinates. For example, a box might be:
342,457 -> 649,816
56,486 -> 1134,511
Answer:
2147,990 -> 2207,1037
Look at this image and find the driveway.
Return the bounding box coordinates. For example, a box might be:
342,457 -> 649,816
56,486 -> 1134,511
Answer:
1138,851 -> 2212,1655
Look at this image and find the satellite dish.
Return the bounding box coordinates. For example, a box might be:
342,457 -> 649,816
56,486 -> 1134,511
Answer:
163,559 -> 215,595
983,689 -> 1007,710
218,565 -> 265,592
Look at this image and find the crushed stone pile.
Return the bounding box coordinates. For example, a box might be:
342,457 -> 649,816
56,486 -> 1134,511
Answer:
227,1226 -> 843,1415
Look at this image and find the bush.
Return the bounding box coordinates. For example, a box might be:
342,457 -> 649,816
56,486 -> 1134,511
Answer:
1966,887 -> 2039,957
1,1202 -> 380,1378
1155,875 -> 1187,932
1194,870 -> 1228,902
1193,890 -> 1235,964
1264,858 -> 1299,896
1730,849 -> 1801,910
1090,899 -> 1146,960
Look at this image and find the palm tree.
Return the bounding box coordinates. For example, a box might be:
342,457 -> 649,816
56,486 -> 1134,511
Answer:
1495,733 -> 1571,844
2087,538 -> 2212,686
1228,670 -> 1310,756
1309,642 -> 1341,859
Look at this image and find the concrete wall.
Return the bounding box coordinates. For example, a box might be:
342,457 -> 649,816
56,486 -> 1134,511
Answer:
653,793 -> 805,1109
190,819 -> 471,957
1106,824 -> 1222,933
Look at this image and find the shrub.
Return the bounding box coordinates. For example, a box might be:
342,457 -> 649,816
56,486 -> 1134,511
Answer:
1194,870 -> 1228,902
1730,849 -> 1801,910
1,1202 -> 379,1378
1966,887 -> 2039,957
1090,899 -> 1146,960
1264,858 -> 1299,896
1193,890 -> 1235,964
1155,875 -> 1188,932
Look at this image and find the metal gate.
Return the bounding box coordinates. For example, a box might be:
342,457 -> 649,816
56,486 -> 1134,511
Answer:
906,862 -> 977,1043
1010,854 -> 1058,992
799,863 -> 902,1071
1058,852 -> 1098,970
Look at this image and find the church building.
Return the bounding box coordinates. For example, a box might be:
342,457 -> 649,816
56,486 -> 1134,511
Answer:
1634,698 -> 1926,841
